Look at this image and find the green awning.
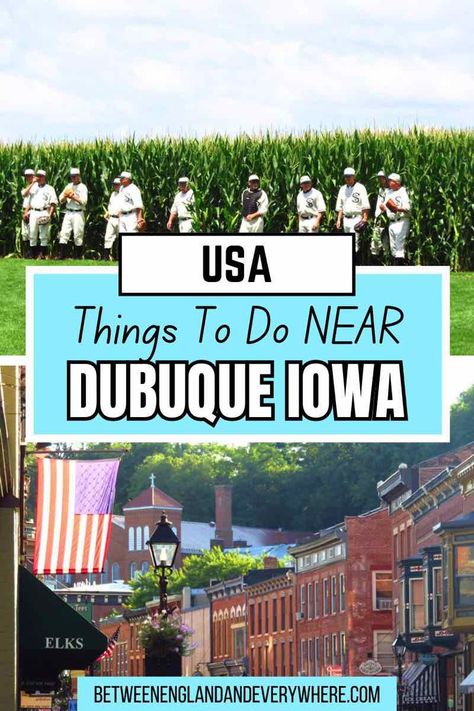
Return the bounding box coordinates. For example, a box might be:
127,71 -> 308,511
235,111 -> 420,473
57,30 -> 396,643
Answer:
19,566 -> 107,691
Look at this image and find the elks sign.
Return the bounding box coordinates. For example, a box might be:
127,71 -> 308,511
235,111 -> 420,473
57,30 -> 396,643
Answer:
44,636 -> 84,650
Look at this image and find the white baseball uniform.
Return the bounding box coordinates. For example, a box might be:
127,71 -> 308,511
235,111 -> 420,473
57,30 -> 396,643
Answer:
336,181 -> 370,250
29,184 -> 58,247
371,185 -> 388,256
297,187 -> 326,233
239,189 -> 269,234
385,186 -> 411,258
104,191 -> 121,248
171,188 -> 195,233
59,182 -> 88,247
118,183 -> 143,233
20,182 -> 38,242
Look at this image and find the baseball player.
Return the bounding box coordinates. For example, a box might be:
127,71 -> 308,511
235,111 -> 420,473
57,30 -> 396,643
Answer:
239,174 -> 269,233
370,170 -> 389,261
296,175 -> 326,232
58,168 -> 88,259
20,168 -> 38,257
379,173 -> 411,265
118,171 -> 144,233
27,170 -> 58,260
103,178 -> 121,261
167,177 -> 195,233
335,167 -> 370,256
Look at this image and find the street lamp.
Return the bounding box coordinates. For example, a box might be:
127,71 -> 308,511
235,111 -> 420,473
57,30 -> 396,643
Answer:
392,633 -> 407,705
146,512 -> 180,613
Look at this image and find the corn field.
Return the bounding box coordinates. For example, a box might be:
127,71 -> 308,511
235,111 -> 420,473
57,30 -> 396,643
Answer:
0,128 -> 472,268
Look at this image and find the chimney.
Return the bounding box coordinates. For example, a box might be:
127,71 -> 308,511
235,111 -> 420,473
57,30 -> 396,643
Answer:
215,485 -> 233,549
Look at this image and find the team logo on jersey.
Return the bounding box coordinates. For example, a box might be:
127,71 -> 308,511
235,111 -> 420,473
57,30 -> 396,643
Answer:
352,192 -> 360,203
306,198 -> 314,208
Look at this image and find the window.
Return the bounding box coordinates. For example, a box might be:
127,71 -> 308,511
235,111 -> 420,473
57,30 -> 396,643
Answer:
141,561 -> 149,574
339,574 -> 345,612
129,562 -> 136,579
136,526 -> 142,551
340,633 -> 346,664
300,639 -> 307,674
323,578 -> 329,616
455,544 -> 474,608
128,527 -> 135,551
280,596 -> 286,630
315,581 -> 320,618
250,604 -> 255,636
289,641 -> 294,675
308,638 -> 313,673
314,638 -> 320,675
273,641 -> 278,676
257,602 -> 262,635
374,631 -> 393,668
289,594 -> 293,626
300,584 -> 306,616
265,600 -> 269,633
323,636 -> 330,668
101,560 -> 109,584
112,564 -> 120,583
281,641 -> 286,675
307,583 -> 313,619
331,576 -> 337,614
374,572 -> 393,610
332,634 -> 338,665
143,525 -> 150,546
273,598 -> 278,631
410,578 -> 425,631
431,567 -> 441,625
232,628 -> 245,659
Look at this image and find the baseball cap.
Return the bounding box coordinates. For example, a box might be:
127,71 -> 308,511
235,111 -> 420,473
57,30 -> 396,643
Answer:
377,170 -> 386,177
113,177 -> 121,185
70,167 -> 80,176
120,171 -> 132,179
248,174 -> 259,181
37,169 -> 46,176
178,176 -> 189,183
300,175 -> 312,183
388,172 -> 401,182
343,167 -> 356,176
24,168 -> 34,176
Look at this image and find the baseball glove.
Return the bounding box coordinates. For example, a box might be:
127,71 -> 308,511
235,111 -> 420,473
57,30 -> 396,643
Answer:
385,198 -> 398,212
354,220 -> 368,233
137,217 -> 147,232
63,188 -> 75,199
37,214 -> 51,225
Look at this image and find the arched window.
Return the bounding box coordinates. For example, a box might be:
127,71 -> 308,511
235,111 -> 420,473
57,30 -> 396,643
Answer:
128,527 -> 135,551
129,562 -> 137,580
111,562 -> 120,581
143,526 -> 150,547
141,561 -> 149,574
136,526 -> 142,551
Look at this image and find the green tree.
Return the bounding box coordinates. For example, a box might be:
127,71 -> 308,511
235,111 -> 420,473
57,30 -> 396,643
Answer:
125,548 -> 282,610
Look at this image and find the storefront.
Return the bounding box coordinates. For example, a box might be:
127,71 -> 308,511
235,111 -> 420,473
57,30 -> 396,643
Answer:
19,566 -> 108,694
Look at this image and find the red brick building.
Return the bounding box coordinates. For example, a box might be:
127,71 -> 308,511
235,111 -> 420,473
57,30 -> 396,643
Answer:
246,568 -> 295,676
291,507 -> 393,677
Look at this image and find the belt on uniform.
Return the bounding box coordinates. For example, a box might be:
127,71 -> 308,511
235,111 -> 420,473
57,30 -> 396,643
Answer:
121,209 -> 136,214
300,215 -> 316,219
66,209 -> 84,212
179,217 -> 191,221
344,213 -> 360,218
389,215 -> 403,222
31,208 -> 46,211
109,214 -> 119,218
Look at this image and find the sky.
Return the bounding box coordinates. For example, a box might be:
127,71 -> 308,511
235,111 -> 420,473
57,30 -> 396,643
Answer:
1,0 -> 473,143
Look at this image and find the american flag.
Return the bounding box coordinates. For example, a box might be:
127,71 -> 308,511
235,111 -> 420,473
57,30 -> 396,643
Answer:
33,458 -> 119,575
97,626 -> 121,661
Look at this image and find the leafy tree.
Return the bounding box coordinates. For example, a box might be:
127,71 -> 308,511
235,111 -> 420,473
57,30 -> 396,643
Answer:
125,548 -> 282,610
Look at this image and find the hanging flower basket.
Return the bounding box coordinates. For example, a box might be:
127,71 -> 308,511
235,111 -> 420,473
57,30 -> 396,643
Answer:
140,610 -> 197,658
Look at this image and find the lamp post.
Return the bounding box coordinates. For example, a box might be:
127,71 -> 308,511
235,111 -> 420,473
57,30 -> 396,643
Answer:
392,634 -> 407,709
146,512 -> 180,613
